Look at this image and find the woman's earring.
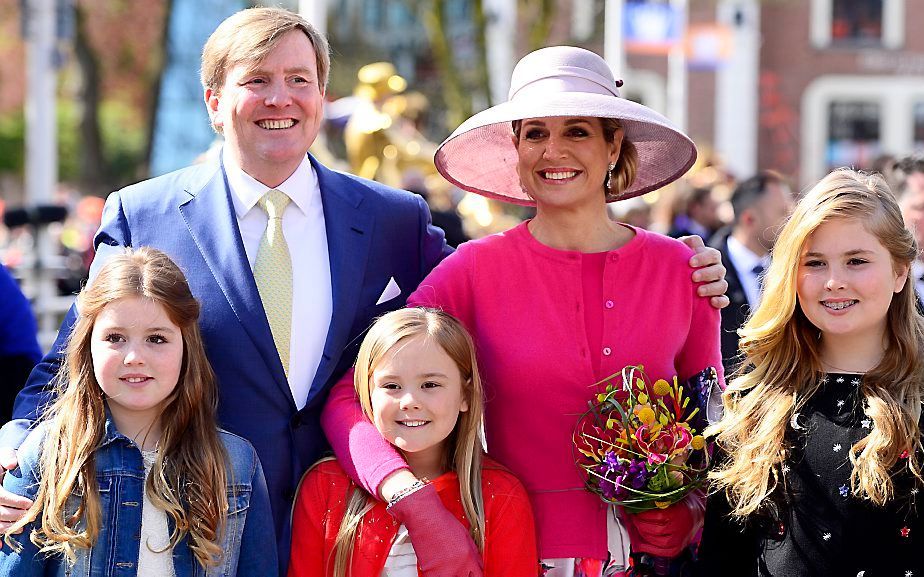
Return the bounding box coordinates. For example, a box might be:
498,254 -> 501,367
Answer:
605,162 -> 617,198
520,182 -> 533,200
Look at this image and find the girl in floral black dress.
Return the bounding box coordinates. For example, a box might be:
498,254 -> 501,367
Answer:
696,169 -> 924,576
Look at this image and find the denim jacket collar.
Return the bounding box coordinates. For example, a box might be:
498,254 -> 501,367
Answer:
98,406 -> 148,451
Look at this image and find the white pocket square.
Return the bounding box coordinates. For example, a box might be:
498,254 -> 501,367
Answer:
376,277 -> 402,305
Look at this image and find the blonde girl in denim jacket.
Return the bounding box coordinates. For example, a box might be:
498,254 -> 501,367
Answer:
0,247 -> 275,576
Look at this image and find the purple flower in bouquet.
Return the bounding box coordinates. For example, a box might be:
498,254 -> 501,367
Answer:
596,452 -> 649,500
626,459 -> 648,489
596,454 -> 625,500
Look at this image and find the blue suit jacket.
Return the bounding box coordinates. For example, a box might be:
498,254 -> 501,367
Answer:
6,154 -> 451,573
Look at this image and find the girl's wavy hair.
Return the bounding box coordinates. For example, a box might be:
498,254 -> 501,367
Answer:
332,307 -> 486,576
708,168 -> 924,518
4,247 -> 229,567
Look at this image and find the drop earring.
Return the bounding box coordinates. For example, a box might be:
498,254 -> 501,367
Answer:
605,162 -> 617,199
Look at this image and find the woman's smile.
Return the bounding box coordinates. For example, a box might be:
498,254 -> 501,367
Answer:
539,168 -> 581,181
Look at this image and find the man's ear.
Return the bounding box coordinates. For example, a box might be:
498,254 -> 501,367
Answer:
204,88 -> 221,127
741,207 -> 757,228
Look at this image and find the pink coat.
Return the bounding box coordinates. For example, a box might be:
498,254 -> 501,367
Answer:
323,222 -> 722,559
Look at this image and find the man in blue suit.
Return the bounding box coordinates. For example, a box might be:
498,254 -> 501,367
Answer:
0,7 -> 729,576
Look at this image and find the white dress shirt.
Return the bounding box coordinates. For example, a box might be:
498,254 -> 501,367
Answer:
726,235 -> 769,309
225,152 -> 333,409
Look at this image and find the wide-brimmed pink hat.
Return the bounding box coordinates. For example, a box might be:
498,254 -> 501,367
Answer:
434,46 -> 697,206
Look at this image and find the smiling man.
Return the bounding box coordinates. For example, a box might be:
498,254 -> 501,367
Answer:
0,8 -> 455,575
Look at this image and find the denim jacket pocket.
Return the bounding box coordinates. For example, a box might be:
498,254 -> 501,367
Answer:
213,486 -> 252,577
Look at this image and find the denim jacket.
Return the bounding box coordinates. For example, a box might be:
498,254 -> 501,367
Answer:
0,416 -> 278,577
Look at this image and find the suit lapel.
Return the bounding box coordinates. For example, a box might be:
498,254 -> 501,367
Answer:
177,159 -> 292,404
307,157 -> 374,401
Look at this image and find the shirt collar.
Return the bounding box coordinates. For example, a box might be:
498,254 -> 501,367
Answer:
726,235 -> 767,275
224,150 -> 318,218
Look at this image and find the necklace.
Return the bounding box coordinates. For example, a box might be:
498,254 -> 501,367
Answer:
821,355 -> 883,374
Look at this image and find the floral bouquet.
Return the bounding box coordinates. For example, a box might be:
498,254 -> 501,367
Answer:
573,365 -> 718,514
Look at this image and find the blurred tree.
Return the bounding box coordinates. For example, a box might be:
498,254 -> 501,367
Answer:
0,0 -> 170,196
400,0 -> 491,130
73,2 -> 106,190
0,114 -> 25,175
71,0 -> 171,192
522,0 -> 556,51
420,0 -> 470,128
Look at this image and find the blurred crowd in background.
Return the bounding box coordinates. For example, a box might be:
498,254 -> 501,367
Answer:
4,142 -> 923,300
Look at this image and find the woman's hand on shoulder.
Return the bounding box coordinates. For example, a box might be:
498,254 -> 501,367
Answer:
679,235 -> 729,309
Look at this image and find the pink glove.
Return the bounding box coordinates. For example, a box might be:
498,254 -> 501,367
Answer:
623,493 -> 705,558
388,483 -> 484,577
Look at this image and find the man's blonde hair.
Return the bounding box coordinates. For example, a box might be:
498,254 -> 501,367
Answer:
201,7 -> 330,95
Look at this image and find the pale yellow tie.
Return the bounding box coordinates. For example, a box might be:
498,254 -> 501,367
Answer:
254,189 -> 292,376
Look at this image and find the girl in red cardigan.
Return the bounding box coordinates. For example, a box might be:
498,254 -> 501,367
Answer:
288,308 -> 538,577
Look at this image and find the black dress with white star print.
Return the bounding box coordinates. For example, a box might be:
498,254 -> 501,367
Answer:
695,373 -> 923,577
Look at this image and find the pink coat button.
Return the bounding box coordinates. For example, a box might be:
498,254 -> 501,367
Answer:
603,347 -> 612,356
605,300 -> 614,309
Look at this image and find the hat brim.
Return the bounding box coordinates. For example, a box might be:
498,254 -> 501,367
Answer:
435,93 -> 697,206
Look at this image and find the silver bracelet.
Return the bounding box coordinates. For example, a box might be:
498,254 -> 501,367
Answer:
386,479 -> 428,509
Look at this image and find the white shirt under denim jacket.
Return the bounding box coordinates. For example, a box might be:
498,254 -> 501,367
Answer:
0,414 -> 277,577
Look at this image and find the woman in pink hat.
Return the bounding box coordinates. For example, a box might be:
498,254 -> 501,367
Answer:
323,46 -> 724,577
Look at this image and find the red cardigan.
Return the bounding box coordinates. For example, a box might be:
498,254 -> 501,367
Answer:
288,457 -> 539,577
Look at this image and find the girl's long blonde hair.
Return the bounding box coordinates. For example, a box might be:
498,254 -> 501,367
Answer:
333,308 -> 486,577
4,247 -> 229,567
709,168 -> 924,518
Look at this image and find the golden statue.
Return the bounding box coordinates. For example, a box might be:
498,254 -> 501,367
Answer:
344,62 -> 440,189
